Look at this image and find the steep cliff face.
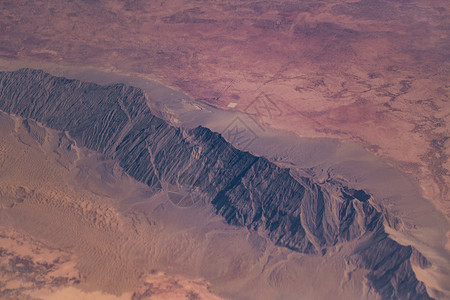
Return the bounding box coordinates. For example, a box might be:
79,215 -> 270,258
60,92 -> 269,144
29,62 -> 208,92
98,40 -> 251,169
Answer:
0,69 -> 432,299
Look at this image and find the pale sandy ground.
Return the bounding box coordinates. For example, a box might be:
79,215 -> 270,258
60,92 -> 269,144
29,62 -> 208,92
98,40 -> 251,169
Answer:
1,226 -> 221,300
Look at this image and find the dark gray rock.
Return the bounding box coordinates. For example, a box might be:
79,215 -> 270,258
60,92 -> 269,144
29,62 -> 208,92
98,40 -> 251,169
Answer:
0,69 -> 433,300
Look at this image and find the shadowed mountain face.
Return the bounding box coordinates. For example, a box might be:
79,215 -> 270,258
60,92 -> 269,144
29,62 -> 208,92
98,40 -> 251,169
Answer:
0,69 -> 432,299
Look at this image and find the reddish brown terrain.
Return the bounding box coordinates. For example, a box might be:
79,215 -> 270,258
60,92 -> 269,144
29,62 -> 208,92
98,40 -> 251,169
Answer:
1,0 -> 447,220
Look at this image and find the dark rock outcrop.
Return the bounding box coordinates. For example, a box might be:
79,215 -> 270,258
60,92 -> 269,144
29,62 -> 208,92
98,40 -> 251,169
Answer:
0,69 -> 432,299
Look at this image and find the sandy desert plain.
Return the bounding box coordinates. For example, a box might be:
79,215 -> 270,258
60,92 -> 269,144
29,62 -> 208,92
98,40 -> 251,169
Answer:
0,0 -> 449,299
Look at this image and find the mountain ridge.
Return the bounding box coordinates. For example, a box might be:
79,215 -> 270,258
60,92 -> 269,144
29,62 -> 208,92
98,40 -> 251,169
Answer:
0,68 -> 432,299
